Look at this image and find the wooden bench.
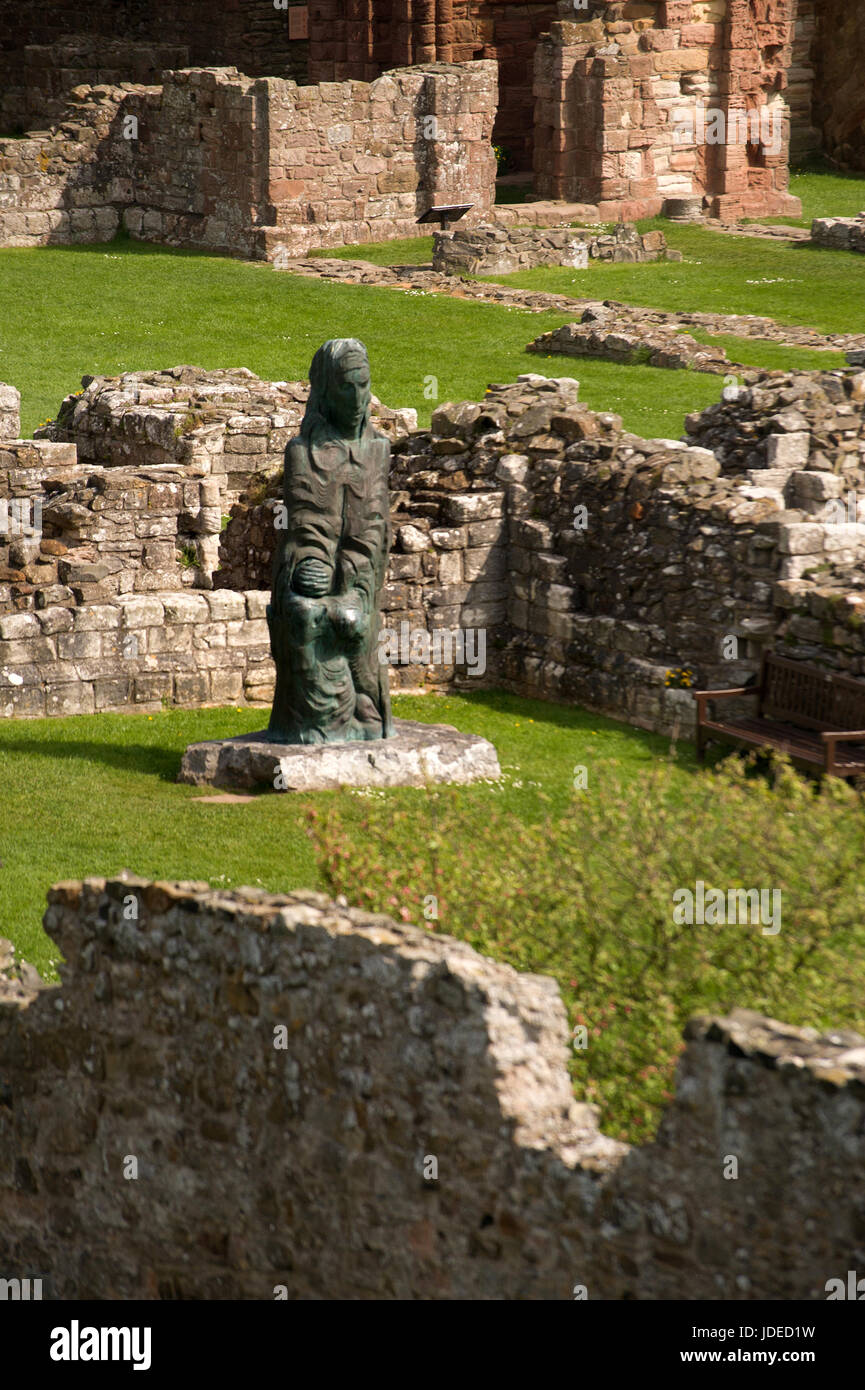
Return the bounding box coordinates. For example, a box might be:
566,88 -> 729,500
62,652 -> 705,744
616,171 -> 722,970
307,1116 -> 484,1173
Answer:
693,652 -> 865,777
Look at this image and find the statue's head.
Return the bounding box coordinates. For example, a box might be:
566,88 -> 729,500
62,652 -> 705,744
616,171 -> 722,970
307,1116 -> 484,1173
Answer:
302,338 -> 372,442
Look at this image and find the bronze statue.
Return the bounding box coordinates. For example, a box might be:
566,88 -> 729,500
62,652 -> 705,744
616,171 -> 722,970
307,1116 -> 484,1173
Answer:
266,338 -> 395,744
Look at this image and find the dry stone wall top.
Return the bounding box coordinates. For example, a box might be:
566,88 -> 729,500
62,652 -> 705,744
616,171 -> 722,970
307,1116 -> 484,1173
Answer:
0,876 -> 862,1299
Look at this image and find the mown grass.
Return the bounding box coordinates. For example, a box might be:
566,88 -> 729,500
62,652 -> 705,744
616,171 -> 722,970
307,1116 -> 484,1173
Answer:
0,234 -> 793,443
493,222 -> 865,336
4,691 -> 862,1144
0,691 -> 679,975
1,226 -> 855,449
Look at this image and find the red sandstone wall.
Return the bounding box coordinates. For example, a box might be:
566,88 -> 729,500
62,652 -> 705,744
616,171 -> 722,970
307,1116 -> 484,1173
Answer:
0,0 -> 309,133
263,61 -> 499,257
811,0 -> 865,171
534,1 -> 801,221
309,1 -> 557,169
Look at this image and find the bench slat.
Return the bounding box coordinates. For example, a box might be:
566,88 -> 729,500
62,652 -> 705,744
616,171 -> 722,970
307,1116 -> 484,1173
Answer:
695,653 -> 865,775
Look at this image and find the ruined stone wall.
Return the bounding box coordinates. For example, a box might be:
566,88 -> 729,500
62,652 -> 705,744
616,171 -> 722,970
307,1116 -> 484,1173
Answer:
811,0 -> 865,172
205,367 -> 865,728
788,0 -> 820,162
812,214 -> 865,253
0,590 -> 274,719
0,4 -> 309,132
5,366 -> 865,729
0,37 -> 189,136
0,385 -> 20,441
0,876 -> 862,1299
0,63 -> 498,258
533,1 -> 801,221
308,0 -> 558,168
0,367 -> 421,715
0,87 -> 132,249
431,220 -> 672,274
262,61 -> 498,259
119,70 -> 269,261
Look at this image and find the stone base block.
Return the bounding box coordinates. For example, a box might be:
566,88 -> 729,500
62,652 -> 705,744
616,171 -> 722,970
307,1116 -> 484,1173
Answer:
178,718 -> 501,792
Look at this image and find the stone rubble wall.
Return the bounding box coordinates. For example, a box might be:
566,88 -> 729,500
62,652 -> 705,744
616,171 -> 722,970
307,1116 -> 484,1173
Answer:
0,876 -> 862,1299
0,62 -> 498,259
528,310 -> 733,373
0,458 -> 223,601
533,1 -> 801,222
6,366 -> 865,730
788,0 -> 820,162
0,6 -> 310,133
262,61 -> 498,260
0,590 -> 275,719
212,368 -> 865,729
0,37 -> 189,135
43,368 -> 313,505
812,213 -> 865,254
810,0 -> 865,172
308,0 -> 561,170
0,85 -> 132,248
0,367 -> 421,715
432,219 -> 675,275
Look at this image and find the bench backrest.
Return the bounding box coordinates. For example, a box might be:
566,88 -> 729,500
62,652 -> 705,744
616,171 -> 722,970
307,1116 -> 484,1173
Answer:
760,653 -> 865,731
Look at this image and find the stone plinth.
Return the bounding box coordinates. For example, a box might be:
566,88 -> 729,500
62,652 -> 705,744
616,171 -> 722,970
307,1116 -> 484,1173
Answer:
179,718 -> 501,792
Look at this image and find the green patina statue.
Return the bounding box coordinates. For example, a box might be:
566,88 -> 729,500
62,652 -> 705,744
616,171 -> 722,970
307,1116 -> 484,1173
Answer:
266,338 -> 395,744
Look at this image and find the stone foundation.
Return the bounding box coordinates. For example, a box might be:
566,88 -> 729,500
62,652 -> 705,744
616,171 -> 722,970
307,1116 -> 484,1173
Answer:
528,310 -> 733,373
0,876 -> 863,1299
812,214 -> 865,254
432,220 -> 675,275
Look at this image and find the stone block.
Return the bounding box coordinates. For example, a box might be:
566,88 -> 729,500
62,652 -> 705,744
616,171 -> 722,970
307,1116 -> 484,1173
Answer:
46,683 -> 96,717
210,668 -> 244,702
178,719 -> 501,792
206,590 -> 246,621
766,433 -> 810,467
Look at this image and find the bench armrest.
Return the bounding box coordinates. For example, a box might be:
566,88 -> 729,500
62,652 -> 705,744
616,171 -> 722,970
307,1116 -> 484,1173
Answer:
820,730 -> 865,743
692,686 -> 758,702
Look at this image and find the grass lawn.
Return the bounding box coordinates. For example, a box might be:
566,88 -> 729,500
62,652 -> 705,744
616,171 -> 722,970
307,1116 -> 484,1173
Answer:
0,691 -> 675,976
0,233 -> 852,448
2,690 -> 863,1143
493,222 -> 865,336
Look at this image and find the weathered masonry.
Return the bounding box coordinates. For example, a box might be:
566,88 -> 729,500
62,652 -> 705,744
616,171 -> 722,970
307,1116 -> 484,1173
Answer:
0,876 -> 862,1299
0,62 -> 497,258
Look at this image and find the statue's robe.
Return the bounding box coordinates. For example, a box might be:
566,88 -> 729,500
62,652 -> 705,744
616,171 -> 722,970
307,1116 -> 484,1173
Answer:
266,419 -> 394,744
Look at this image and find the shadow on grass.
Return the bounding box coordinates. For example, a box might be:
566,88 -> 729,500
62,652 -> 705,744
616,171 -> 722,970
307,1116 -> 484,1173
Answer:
0,737 -> 182,782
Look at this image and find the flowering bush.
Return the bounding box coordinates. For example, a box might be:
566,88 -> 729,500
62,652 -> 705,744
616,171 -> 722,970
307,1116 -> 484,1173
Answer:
308,752 -> 865,1141
665,666 -> 695,689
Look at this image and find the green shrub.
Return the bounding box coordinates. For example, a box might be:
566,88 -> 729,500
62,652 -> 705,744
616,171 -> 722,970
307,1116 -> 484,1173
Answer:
308,752 -> 865,1142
